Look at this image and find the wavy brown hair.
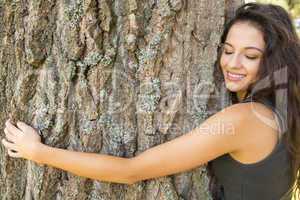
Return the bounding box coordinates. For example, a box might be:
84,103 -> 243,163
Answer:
208,2 -> 300,199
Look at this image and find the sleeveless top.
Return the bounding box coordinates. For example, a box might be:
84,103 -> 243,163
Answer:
210,96 -> 294,200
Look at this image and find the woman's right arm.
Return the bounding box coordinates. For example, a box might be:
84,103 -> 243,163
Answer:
3,103 -> 251,185
127,103 -> 250,183
34,105 -> 241,184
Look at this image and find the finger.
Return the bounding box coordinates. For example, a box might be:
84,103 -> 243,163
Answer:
1,138 -> 18,151
7,149 -> 21,158
5,119 -> 23,135
4,128 -> 17,143
16,121 -> 32,133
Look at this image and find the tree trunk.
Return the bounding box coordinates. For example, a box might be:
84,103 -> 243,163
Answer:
0,0 -> 242,199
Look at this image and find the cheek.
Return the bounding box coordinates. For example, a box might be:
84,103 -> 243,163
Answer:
244,61 -> 260,80
220,55 -> 227,71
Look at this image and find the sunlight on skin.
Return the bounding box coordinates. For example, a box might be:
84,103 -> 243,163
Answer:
236,90 -> 249,102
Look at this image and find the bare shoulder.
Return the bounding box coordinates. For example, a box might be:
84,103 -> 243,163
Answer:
220,101 -> 277,128
232,101 -> 278,130
223,102 -> 279,163
216,101 -> 278,144
206,102 -> 262,131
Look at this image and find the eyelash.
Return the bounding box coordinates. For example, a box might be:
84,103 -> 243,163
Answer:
223,51 -> 258,60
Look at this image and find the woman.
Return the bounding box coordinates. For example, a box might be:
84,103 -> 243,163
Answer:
2,3 -> 299,200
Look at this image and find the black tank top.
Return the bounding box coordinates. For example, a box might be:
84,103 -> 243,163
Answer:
210,96 -> 294,200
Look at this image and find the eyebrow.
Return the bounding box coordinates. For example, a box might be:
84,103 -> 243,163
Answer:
224,42 -> 264,53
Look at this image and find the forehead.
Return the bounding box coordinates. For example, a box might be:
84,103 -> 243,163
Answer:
225,22 -> 265,50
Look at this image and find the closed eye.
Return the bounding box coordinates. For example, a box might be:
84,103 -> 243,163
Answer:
245,55 -> 258,60
222,49 -> 259,60
223,51 -> 233,55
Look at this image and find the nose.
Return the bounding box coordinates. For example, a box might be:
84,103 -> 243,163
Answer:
227,53 -> 243,69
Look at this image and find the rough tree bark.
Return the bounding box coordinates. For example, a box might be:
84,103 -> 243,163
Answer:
0,0 -> 242,199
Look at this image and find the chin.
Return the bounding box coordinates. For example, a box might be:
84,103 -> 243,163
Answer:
225,82 -> 248,92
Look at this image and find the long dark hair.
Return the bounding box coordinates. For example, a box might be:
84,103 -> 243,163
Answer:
208,2 -> 300,199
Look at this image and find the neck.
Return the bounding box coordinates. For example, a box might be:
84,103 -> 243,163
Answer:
236,90 -> 248,102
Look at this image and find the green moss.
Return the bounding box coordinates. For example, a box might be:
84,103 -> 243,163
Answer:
105,47 -> 116,57
80,118 -> 95,134
193,104 -> 208,124
76,60 -> 85,68
99,114 -> 134,148
158,0 -> 172,18
137,33 -> 163,68
169,0 -> 183,11
192,167 -> 213,200
99,114 -> 113,127
101,55 -> 112,67
65,0 -> 83,28
149,34 -> 162,47
152,78 -> 160,88
139,95 -> 159,112
66,61 -> 77,80
138,48 -> 157,66
84,52 -> 103,66
138,78 -> 161,112
75,50 -> 114,68
35,104 -> 53,130
99,89 -> 107,102
109,124 -> 123,143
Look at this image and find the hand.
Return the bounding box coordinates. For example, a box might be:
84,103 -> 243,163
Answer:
2,119 -> 42,161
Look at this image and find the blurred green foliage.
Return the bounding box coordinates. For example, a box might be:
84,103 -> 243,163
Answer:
254,0 -> 300,17
248,0 -> 300,33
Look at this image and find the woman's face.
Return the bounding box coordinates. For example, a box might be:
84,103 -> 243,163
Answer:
220,22 -> 265,93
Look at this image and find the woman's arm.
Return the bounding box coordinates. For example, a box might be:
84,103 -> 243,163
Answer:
35,145 -> 134,184
2,103 -> 251,185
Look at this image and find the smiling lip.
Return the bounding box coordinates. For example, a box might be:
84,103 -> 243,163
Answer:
226,71 -> 246,81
